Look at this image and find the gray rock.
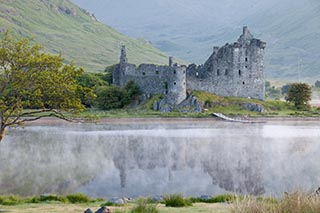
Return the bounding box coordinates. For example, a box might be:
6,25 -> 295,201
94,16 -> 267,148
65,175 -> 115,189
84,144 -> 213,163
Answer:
107,197 -> 126,205
242,103 -> 266,112
84,208 -> 93,213
95,206 -> 112,213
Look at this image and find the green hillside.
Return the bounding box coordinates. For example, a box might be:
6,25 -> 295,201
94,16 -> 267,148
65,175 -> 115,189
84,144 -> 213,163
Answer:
0,0 -> 169,72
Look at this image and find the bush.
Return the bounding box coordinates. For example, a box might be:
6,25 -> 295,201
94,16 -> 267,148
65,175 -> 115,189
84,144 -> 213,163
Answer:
131,198 -> 159,213
0,195 -> 23,205
66,193 -> 91,203
163,194 -> 192,207
95,86 -> 128,110
30,194 -> 67,203
190,194 -> 237,203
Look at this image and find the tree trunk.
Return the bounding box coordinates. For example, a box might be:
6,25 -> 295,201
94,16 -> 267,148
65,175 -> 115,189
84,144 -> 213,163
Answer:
0,128 -> 5,143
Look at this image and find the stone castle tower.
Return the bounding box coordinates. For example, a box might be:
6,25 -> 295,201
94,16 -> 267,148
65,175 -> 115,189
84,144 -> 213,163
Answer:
187,26 -> 266,100
113,27 -> 266,109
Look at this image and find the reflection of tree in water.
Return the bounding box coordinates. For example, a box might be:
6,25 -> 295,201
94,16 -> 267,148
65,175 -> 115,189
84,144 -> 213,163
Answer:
111,135 -> 265,195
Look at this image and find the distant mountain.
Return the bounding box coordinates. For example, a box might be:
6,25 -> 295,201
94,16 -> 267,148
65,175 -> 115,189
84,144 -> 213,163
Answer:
71,0 -> 320,81
0,0 -> 170,72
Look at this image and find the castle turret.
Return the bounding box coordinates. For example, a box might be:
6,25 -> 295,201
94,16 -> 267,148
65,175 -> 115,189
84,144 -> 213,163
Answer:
238,26 -> 253,43
113,45 -> 128,86
120,45 -> 127,64
167,66 -> 187,105
169,56 -> 173,67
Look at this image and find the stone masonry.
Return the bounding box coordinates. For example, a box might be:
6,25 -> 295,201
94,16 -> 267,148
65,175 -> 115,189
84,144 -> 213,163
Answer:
113,27 -> 266,107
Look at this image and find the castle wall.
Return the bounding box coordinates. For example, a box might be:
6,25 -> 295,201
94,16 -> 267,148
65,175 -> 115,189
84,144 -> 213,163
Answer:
114,47 -> 187,105
113,27 -> 266,106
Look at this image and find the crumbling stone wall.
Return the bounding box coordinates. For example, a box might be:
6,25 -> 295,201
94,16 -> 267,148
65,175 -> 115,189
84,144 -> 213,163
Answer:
113,46 -> 187,105
113,26 -> 266,108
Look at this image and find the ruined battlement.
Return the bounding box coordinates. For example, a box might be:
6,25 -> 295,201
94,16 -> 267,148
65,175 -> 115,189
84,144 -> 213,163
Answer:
113,27 -> 266,109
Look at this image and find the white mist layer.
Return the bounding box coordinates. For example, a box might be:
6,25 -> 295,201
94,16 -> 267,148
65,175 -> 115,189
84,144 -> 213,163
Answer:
0,121 -> 319,197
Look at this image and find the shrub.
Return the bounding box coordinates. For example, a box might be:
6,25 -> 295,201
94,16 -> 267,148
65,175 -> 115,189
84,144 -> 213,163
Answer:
190,194 -> 237,203
66,193 -> 91,203
30,194 -> 67,203
131,198 -> 159,213
163,194 -> 192,207
0,195 -> 22,205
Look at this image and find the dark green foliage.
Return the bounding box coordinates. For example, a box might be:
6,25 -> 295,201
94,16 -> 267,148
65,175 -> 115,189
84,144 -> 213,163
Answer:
190,194 -> 236,203
104,65 -> 115,84
95,81 -> 141,110
66,193 -> 90,203
95,86 -> 128,110
30,194 -> 68,203
285,83 -> 312,109
77,72 -> 107,89
124,80 -> 141,100
0,195 -> 23,206
163,194 -> 192,207
0,194 -> 102,205
315,80 -> 320,88
131,198 -> 159,213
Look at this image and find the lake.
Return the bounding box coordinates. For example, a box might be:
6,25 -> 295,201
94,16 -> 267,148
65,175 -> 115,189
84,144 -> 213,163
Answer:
1,118 -> 319,198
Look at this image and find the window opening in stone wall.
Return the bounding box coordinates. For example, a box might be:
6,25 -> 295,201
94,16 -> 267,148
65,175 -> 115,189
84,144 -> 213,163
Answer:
156,71 -> 159,75
174,70 -> 176,74
174,82 -> 177,85
225,69 -> 228,75
245,57 -> 248,62
217,69 -> 220,76
164,82 -> 168,94
142,72 -> 146,76
243,81 -> 245,85
196,72 -> 199,77
239,70 -> 241,76
245,65 -> 248,69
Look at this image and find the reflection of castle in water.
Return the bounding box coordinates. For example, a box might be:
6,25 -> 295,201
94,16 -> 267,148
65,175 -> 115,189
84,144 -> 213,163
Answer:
113,26 -> 266,107
2,123 -> 320,197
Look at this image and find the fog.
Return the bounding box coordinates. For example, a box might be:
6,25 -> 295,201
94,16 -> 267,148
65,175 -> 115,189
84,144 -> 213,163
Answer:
0,120 -> 320,197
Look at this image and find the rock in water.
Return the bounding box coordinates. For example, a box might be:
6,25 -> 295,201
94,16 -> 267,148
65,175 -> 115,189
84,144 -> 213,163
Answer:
84,208 -> 93,213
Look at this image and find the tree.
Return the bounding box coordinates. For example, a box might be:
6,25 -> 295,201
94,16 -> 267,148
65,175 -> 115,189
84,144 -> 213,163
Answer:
315,80 -> 320,88
0,32 -> 86,142
285,83 -> 312,109
95,86 -> 127,110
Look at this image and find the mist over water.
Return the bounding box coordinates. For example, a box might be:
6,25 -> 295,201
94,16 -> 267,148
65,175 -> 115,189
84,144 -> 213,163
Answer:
0,120 -> 320,197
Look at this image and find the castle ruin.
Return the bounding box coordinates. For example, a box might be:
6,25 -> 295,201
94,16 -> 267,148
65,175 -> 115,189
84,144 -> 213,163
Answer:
113,27 -> 266,110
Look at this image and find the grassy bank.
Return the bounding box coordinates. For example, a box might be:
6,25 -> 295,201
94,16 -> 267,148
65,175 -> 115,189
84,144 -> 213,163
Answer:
1,192 -> 320,213
74,91 -> 320,120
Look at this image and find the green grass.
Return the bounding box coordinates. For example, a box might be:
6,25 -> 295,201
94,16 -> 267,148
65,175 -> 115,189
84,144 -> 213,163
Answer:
0,0 -> 171,72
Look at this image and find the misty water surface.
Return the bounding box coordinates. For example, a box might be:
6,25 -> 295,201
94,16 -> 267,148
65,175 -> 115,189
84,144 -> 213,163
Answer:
0,119 -> 319,197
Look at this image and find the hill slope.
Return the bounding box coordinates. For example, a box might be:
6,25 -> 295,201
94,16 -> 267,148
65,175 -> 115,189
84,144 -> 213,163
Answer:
0,0 -> 170,72
71,0 -> 320,81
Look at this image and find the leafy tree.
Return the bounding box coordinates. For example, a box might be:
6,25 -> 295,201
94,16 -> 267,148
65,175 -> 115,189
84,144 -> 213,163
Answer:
76,72 -> 106,107
0,32 -> 86,142
285,83 -> 312,109
315,80 -> 320,88
95,86 -> 127,110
